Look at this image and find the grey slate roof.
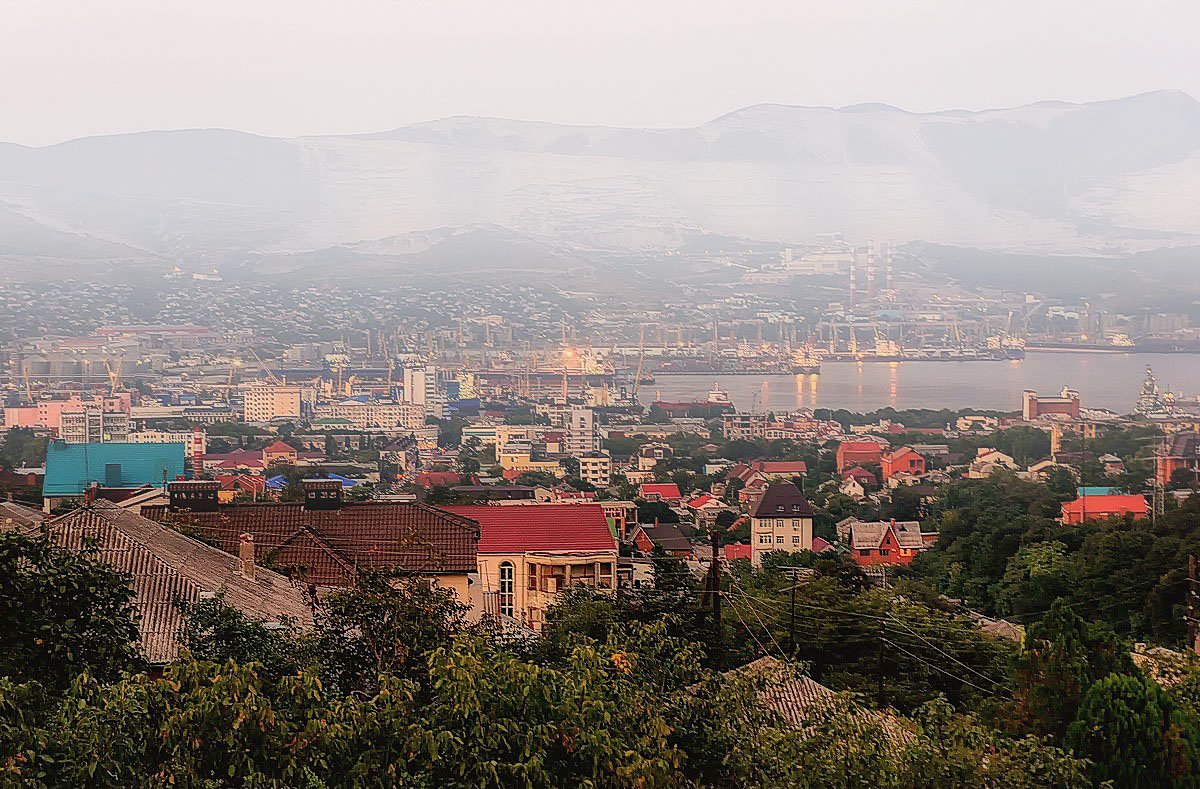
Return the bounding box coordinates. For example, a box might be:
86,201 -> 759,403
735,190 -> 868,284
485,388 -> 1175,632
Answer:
29,501 -> 314,664
750,482 -> 814,518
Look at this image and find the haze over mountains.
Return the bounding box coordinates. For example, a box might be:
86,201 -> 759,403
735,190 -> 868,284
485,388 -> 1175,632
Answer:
3,90 -> 1200,279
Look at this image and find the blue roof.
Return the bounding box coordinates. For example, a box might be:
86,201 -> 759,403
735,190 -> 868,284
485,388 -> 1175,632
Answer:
265,473 -> 359,490
1078,486 -> 1120,497
44,442 -> 187,497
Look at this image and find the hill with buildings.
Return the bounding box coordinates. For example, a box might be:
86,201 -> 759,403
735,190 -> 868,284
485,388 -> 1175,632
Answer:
2,91 -> 1200,278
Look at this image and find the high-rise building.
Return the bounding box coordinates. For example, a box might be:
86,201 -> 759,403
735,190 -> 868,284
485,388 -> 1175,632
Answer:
565,407 -> 600,455
403,365 -> 447,420
59,407 -> 130,444
243,384 -> 304,423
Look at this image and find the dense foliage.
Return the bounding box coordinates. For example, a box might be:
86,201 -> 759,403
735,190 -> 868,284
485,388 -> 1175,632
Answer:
911,472 -> 1200,645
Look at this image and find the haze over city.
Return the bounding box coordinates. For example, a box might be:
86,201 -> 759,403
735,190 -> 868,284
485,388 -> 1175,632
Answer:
2,3 -> 1200,787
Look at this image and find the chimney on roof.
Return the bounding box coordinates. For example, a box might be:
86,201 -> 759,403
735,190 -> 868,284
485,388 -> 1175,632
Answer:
168,480 -> 219,512
238,533 -> 255,581
302,478 -> 343,510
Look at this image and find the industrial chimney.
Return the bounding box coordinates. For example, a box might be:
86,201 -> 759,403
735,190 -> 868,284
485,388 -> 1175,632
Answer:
849,248 -> 858,306
866,238 -> 876,301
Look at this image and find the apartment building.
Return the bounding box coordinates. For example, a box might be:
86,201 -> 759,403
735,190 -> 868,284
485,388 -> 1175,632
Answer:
749,481 -> 814,567
577,451 -> 612,487
244,384 -> 304,422
59,407 -> 130,444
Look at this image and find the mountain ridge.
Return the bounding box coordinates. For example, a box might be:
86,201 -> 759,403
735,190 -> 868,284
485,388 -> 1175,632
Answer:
2,91 -> 1200,272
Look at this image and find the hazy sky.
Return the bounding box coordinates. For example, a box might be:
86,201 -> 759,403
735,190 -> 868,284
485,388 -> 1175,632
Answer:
4,0 -> 1199,146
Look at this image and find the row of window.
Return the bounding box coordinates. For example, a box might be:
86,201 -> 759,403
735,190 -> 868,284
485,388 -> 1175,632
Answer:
496,560 -> 617,618
758,535 -> 802,545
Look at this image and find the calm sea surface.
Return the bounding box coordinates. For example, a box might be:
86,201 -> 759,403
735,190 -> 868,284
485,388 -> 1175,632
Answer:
644,353 -> 1200,413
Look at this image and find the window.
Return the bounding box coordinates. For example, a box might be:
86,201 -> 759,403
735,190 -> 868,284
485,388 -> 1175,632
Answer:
527,563 -> 539,590
880,549 -> 890,556
759,535 -> 771,545
776,536 -> 784,544
859,549 -> 871,557
598,562 -> 614,589
498,562 -> 514,617
792,535 -> 800,545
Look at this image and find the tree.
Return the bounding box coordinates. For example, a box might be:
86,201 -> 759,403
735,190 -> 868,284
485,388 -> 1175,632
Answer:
309,570 -> 469,695
0,531 -> 141,692
1010,599 -> 1135,740
1067,672 -> 1200,788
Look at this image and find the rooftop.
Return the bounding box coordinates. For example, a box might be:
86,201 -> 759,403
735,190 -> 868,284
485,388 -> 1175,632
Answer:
141,501 -> 479,583
750,481 -> 814,518
19,501 -> 313,664
444,504 -> 616,554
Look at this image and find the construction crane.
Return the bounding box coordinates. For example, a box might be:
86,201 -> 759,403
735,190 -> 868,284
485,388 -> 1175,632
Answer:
248,348 -> 283,385
224,361 -> 241,403
103,358 -> 123,396
630,328 -> 647,405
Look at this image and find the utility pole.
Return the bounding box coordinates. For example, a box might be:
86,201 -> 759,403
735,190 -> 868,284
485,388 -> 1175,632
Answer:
876,620 -> 885,706
1190,555 -> 1197,655
789,580 -> 798,656
710,525 -> 722,670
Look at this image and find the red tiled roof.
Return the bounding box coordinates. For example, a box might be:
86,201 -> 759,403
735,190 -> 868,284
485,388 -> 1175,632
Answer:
639,483 -> 682,499
751,461 -> 809,474
263,440 -> 296,453
416,471 -> 462,488
811,536 -> 833,553
443,504 -> 616,554
1061,494 -> 1147,521
687,493 -> 718,508
141,502 -> 479,583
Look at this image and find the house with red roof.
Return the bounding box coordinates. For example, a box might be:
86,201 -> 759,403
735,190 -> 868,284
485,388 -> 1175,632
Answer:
685,492 -> 727,527
749,460 -> 808,478
841,519 -> 937,567
639,482 -> 682,504
262,440 -> 298,466
141,479 -> 480,604
836,440 -> 885,473
444,504 -> 618,633
1060,493 -> 1147,524
881,447 -> 925,481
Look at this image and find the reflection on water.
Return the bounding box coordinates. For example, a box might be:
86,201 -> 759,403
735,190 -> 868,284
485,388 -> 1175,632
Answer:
648,353 -> 1200,413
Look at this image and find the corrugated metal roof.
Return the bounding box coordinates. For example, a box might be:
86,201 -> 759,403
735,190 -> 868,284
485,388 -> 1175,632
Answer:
35,502 -> 314,664
444,504 -> 616,554
141,501 -> 479,583
43,442 -> 186,496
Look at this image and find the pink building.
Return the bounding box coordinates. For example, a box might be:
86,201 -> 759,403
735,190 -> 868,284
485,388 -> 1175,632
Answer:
4,394 -> 132,431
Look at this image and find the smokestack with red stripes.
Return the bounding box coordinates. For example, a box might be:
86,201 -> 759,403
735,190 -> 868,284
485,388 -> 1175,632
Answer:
849,246 -> 857,306
866,238 -> 876,301
886,241 -> 894,291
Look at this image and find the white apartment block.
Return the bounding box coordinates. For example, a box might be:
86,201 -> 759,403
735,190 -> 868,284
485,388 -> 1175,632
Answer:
244,384 -> 304,422
128,428 -> 207,458
59,408 -> 129,444
403,366 -> 447,420
312,400 -> 426,431
565,407 -> 600,455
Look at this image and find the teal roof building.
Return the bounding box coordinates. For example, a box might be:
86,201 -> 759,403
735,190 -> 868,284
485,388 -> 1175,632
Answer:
43,442 -> 187,497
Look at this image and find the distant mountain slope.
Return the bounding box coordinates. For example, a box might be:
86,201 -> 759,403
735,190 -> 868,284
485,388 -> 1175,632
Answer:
2,91 -> 1200,269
